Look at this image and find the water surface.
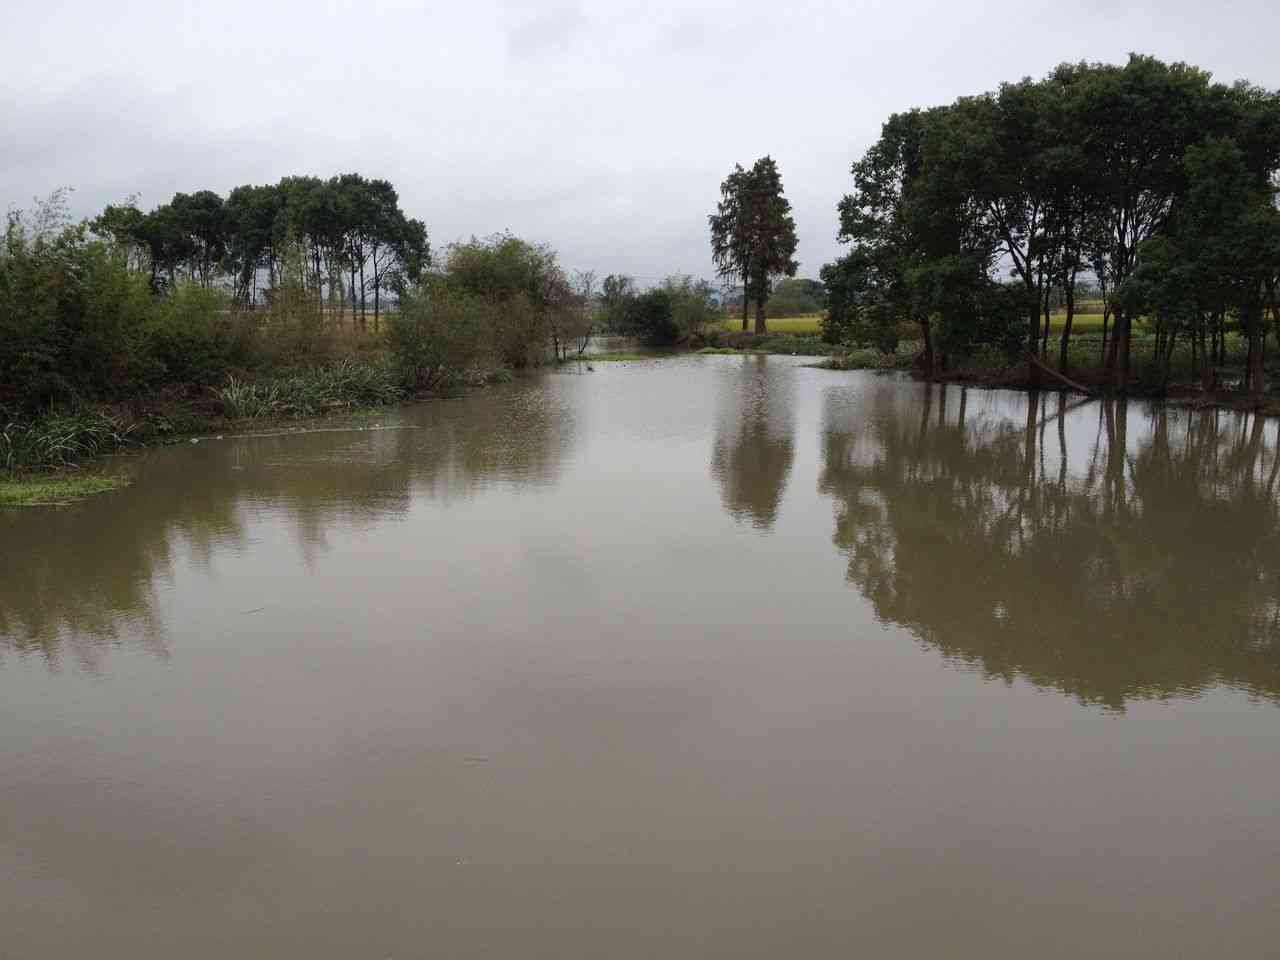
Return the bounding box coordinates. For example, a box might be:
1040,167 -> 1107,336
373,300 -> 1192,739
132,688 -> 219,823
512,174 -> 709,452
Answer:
3,356 -> 1279,957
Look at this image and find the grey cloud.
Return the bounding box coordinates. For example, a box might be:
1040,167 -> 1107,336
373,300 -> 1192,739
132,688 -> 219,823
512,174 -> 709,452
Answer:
2,0 -> 1278,283
505,4 -> 592,59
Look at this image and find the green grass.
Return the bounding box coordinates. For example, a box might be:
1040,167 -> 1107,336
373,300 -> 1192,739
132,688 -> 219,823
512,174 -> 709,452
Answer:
720,314 -> 823,335
0,473 -> 131,507
1045,313 -> 1107,333
215,358 -> 404,419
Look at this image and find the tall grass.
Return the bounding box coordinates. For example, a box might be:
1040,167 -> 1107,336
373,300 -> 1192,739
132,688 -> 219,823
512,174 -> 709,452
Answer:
215,358 -> 404,420
1,410 -> 138,471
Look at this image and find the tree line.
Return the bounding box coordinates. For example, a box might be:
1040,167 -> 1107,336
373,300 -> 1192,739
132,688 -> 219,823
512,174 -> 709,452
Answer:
819,54 -> 1280,398
91,173 -> 429,325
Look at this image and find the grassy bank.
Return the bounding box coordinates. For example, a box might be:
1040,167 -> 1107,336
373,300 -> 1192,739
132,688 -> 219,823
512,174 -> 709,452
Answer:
0,353 -> 418,506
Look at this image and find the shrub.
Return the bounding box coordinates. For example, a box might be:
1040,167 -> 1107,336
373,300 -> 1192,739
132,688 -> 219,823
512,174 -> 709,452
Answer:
624,289 -> 680,346
388,285 -> 492,389
0,206 -> 152,407
140,283 -> 250,386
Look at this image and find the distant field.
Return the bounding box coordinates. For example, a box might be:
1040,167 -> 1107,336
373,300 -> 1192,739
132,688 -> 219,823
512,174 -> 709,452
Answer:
1046,313 -> 1107,333
720,314 -> 823,335
717,312 -> 1116,338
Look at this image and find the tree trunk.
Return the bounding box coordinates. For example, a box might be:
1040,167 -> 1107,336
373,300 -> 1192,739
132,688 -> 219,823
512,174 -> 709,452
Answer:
741,271 -> 749,332
754,296 -> 767,335
350,261 -> 358,330
1162,327 -> 1178,394
1248,304 -> 1265,404
1027,296 -> 1042,388
358,257 -> 367,329
1041,284 -> 1052,360
371,244 -> 382,329
1117,314 -> 1132,391
1058,280 -> 1075,374
1104,310 -> 1120,372
1100,306 -> 1110,368
920,319 -> 935,381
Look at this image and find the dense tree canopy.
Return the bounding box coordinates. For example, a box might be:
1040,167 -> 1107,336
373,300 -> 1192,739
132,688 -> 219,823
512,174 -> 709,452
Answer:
89,173 -> 429,325
822,55 -> 1280,396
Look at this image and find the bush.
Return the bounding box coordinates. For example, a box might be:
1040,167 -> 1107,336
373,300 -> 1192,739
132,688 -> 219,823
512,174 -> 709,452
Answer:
662,275 -> 719,341
1,208 -> 152,407
140,283 -> 251,386
624,289 -> 680,346
388,285 -> 492,389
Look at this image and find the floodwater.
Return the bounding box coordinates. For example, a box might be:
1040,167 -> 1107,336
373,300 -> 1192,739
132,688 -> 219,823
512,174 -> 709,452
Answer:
3,356 -> 1279,958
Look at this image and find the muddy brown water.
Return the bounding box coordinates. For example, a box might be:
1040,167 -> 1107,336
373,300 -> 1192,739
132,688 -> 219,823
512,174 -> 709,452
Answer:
3,356 -> 1279,957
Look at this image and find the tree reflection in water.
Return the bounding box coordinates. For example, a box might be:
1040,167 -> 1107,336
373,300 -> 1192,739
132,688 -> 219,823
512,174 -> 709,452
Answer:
0,382 -> 575,667
710,355 -> 796,530
819,380 -> 1280,709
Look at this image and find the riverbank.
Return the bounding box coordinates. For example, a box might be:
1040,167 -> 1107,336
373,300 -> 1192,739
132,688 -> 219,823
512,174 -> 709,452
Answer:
0,357 -> 518,507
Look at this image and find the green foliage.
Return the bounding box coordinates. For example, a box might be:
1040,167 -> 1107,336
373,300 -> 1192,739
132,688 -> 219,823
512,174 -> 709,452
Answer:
822,54 -> 1280,385
624,289 -> 679,346
709,156 -> 800,328
388,284 -> 492,390
140,283 -> 251,386
661,275 -> 719,340
215,359 -> 403,419
766,278 -> 826,316
600,274 -> 637,332
442,233 -> 567,367
617,275 -> 719,346
1,410 -> 137,471
2,201 -> 152,406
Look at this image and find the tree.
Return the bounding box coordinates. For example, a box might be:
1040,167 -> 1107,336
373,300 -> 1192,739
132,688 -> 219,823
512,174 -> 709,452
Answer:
1074,56 -> 1216,388
710,156 -> 799,334
565,270 -> 599,357
710,164 -> 754,332
224,183 -> 284,305
600,274 -> 636,332
1125,139 -> 1280,400
89,196 -> 148,273
444,233 -> 567,366
832,109 -> 951,376
167,190 -> 230,288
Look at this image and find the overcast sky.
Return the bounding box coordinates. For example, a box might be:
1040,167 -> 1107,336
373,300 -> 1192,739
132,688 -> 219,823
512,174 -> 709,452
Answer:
3,0 -> 1278,282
